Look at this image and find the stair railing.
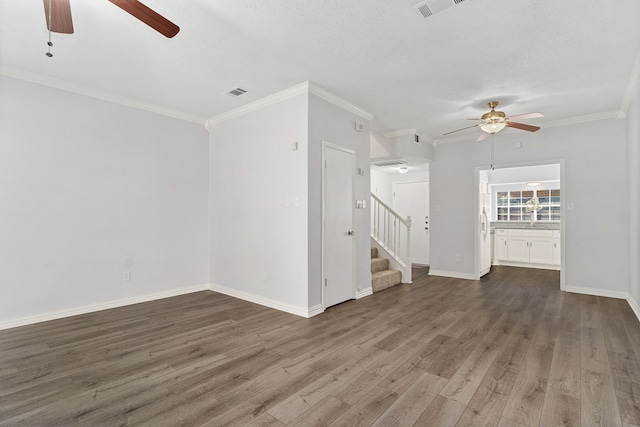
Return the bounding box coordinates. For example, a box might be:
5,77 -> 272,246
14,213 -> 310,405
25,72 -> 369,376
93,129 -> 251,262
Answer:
370,193 -> 412,280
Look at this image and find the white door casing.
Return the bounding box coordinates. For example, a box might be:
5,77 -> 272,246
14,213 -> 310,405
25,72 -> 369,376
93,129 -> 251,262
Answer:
392,181 -> 429,265
322,142 -> 356,308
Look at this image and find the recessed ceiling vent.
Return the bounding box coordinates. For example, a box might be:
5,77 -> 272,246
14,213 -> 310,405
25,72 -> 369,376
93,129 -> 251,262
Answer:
226,87 -> 248,97
415,0 -> 467,19
373,160 -> 408,167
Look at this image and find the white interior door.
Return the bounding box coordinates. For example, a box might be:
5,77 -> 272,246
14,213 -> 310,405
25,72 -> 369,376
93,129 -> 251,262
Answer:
323,143 -> 355,308
392,181 -> 429,265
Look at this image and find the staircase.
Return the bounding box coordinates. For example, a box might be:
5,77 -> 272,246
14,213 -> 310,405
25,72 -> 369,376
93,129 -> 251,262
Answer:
370,192 -> 412,284
371,247 -> 402,293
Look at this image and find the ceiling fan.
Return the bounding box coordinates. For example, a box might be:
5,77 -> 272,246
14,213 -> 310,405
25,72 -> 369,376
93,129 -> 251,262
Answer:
444,101 -> 544,141
43,0 -> 180,38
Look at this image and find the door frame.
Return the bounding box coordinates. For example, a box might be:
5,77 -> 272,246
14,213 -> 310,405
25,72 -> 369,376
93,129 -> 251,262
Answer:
322,141 -> 357,309
474,159 -> 565,290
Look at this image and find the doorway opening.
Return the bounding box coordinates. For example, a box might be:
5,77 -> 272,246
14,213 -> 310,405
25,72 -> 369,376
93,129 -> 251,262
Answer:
475,161 -> 565,290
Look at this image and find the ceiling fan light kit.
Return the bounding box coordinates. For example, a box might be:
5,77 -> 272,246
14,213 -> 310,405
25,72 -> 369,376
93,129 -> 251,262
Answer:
480,119 -> 507,134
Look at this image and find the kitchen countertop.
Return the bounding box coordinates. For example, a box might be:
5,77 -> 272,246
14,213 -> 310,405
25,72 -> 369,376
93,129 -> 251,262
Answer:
490,221 -> 561,230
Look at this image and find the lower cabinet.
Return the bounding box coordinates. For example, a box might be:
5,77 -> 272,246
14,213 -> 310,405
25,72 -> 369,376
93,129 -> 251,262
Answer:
552,231 -> 561,265
494,228 -> 560,269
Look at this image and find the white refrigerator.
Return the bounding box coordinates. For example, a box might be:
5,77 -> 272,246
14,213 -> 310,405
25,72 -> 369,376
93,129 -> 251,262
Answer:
480,183 -> 492,276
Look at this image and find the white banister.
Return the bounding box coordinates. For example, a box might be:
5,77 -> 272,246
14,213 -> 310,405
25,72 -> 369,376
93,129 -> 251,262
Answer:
370,193 -> 412,283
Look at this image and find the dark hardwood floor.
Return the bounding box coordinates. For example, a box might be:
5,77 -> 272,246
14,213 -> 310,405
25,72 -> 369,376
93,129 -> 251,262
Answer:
1,266 -> 639,426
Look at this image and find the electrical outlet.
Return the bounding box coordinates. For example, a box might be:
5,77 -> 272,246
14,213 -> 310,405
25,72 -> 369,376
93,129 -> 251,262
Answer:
122,271 -> 131,281
455,255 -> 461,262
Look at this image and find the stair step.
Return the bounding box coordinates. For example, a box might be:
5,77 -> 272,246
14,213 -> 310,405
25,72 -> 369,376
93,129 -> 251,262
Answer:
372,269 -> 402,293
371,257 -> 389,274
371,247 -> 378,259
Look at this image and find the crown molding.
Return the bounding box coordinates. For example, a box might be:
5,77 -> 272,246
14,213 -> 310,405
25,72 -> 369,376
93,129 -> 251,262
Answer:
205,81 -> 310,131
540,110 -> 622,129
621,49 -> 640,115
205,81 -> 374,131
383,128 -> 417,138
307,82 -> 375,121
434,110 -> 623,145
0,65 -> 207,125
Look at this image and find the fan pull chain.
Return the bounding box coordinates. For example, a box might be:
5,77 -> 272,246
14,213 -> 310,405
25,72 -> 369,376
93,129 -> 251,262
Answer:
491,134 -> 495,170
46,0 -> 53,57
46,31 -> 53,57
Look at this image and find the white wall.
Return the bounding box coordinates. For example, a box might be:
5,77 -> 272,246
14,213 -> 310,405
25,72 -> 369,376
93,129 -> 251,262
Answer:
0,76 -> 210,326
390,170 -> 429,186
371,130 -> 393,159
208,93 -> 310,311
370,169 -> 391,204
308,94 -> 371,306
371,168 -> 430,208
628,87 -> 640,311
487,164 -> 561,184
430,118 -> 629,294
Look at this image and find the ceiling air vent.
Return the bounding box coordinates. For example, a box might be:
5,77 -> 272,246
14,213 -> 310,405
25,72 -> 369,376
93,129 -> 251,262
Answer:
373,160 -> 408,167
417,4 -> 433,18
415,0 -> 467,19
226,87 -> 248,97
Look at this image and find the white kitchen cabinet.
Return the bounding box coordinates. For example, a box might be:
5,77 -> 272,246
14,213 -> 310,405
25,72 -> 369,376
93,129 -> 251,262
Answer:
496,229 -> 509,261
493,228 -> 559,270
529,236 -> 554,264
508,236 -> 530,262
552,230 -> 561,265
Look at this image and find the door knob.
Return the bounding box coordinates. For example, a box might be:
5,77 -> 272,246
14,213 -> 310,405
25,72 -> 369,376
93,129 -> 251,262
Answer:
347,231 -> 355,236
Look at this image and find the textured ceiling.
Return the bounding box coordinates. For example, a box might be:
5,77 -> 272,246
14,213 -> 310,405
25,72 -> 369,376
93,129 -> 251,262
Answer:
1,0 -> 639,142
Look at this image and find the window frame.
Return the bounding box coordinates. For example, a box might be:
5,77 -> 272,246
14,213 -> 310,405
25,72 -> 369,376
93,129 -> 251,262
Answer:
495,188 -> 561,222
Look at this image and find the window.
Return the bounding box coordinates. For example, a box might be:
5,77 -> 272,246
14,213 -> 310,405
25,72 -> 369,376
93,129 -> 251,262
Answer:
496,189 -> 560,221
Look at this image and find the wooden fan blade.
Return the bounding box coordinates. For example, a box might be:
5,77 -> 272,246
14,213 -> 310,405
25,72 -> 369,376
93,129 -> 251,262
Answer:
443,123 -> 480,136
43,0 -> 74,34
507,122 -> 541,132
507,112 -> 544,121
108,0 -> 180,38
477,132 -> 489,141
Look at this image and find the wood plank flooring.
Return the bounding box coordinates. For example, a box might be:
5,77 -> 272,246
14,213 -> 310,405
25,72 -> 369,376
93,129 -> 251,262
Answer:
1,266 -> 639,426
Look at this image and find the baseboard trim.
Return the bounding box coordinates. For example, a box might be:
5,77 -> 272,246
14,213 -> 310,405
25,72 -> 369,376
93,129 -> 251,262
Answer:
356,287 -> 373,299
0,284 -> 210,331
564,286 -> 629,300
627,295 -> 640,323
428,270 -> 477,281
496,261 -> 560,271
565,286 -> 640,323
307,304 -> 325,317
209,283 -> 314,318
